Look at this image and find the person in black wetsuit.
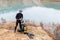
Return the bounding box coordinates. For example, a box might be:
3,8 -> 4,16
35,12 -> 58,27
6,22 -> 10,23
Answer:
14,10 -> 23,32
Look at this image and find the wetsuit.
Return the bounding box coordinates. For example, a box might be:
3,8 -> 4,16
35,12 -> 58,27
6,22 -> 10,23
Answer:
14,13 -> 23,32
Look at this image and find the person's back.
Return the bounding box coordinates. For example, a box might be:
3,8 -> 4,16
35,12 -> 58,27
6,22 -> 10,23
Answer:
16,13 -> 23,20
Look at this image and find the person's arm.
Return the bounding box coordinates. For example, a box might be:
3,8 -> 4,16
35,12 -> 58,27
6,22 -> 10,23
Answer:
22,14 -> 23,19
16,14 -> 18,19
20,14 -> 23,21
16,13 -> 20,20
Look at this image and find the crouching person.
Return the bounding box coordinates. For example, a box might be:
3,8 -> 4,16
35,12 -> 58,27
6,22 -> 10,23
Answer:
18,21 -> 27,33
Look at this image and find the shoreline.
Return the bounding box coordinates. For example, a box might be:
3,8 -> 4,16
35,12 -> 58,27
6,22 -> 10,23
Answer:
0,21 -> 60,40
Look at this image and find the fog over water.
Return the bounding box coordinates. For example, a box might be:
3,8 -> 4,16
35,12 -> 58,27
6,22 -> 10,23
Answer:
0,6 -> 60,24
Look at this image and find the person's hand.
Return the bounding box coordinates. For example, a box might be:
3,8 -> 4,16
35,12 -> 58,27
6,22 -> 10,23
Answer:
20,18 -> 23,21
16,19 -> 19,20
20,19 -> 22,20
